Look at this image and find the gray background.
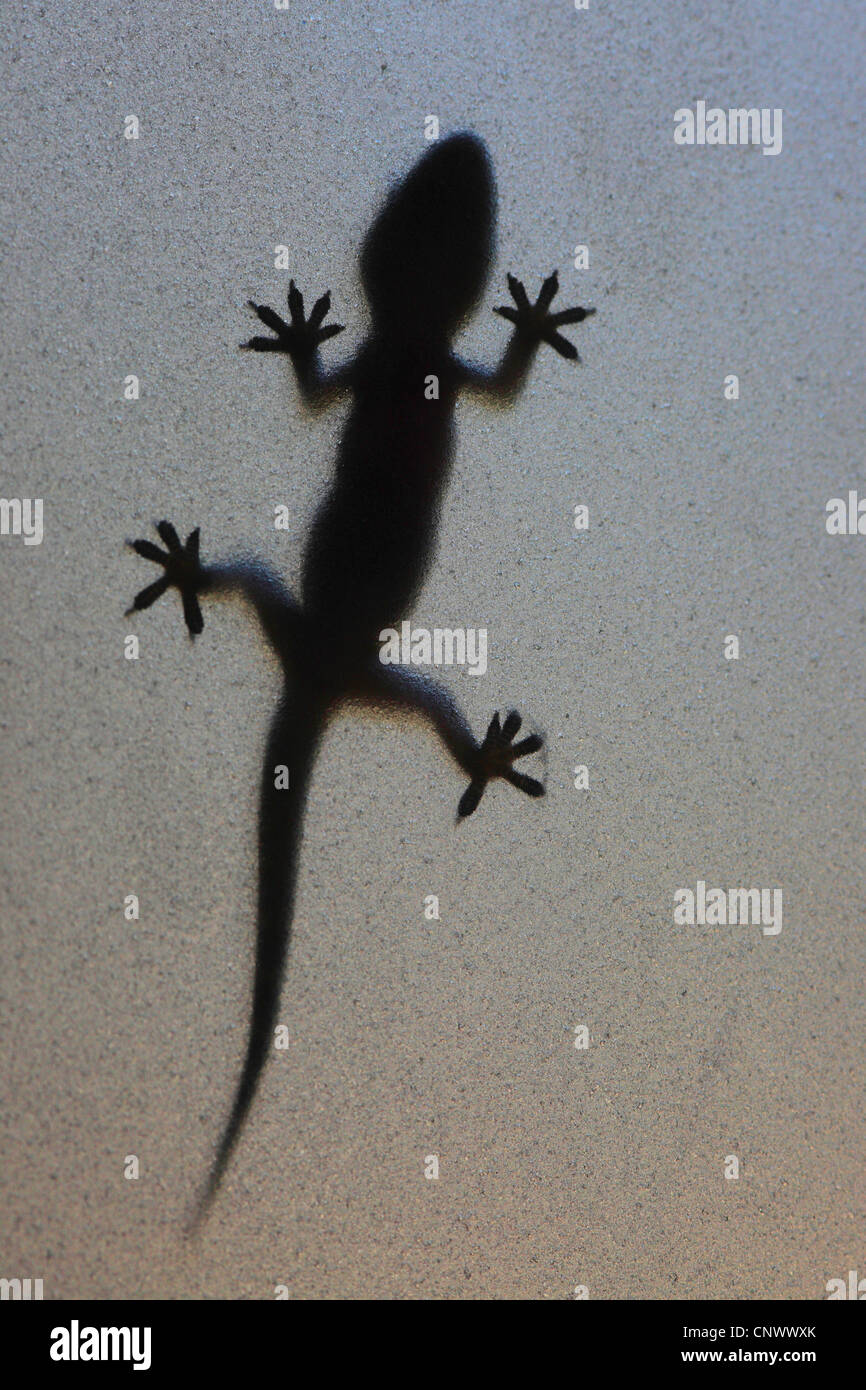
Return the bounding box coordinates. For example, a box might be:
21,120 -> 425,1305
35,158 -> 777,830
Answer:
1,0 -> 863,1299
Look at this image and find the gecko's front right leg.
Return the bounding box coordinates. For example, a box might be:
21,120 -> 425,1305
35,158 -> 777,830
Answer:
493,271 -> 595,361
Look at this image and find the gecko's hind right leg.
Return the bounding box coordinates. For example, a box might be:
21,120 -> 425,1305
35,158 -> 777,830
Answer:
361,663 -> 544,818
456,708 -> 544,818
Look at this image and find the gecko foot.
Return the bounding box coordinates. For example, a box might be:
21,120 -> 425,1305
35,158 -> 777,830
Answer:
126,520 -> 206,637
458,710 -> 544,818
494,271 -> 595,360
242,280 -> 344,356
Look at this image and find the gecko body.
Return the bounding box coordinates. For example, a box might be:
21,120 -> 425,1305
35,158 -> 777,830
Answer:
127,133 -> 594,1224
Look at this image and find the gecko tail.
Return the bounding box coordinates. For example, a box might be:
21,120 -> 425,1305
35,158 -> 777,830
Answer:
187,684 -> 324,1235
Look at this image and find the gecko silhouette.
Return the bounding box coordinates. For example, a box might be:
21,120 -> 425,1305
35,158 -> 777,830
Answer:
126,133 -> 594,1227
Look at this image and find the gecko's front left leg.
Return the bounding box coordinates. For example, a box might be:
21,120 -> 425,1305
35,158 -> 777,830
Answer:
242,279 -> 352,407
361,662 -> 544,818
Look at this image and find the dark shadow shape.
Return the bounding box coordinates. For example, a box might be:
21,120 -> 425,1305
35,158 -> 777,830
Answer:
126,132 -> 595,1227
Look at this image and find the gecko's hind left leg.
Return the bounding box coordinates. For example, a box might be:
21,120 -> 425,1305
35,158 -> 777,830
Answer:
127,521 -> 304,669
361,663 -> 544,818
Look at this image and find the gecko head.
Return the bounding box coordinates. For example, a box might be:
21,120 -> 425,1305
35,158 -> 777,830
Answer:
360,131 -> 496,339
